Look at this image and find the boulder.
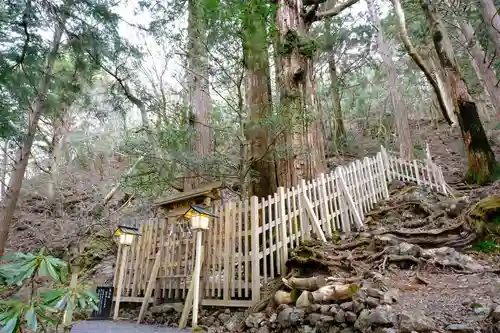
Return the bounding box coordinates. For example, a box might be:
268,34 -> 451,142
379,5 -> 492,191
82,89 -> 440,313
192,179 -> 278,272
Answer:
397,311 -> 436,333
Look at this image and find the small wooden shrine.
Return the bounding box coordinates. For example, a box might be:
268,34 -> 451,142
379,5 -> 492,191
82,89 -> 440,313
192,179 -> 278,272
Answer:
153,181 -> 222,224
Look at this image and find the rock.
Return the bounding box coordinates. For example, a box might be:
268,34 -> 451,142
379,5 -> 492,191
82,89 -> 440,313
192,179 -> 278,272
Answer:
492,305 -> 500,321
309,304 -> 321,313
307,313 -> 323,326
367,288 -> 384,298
345,311 -> 357,323
320,305 -> 331,315
352,299 -> 365,313
328,327 -> 341,333
353,288 -> 368,302
377,329 -> 397,333
218,312 -> 231,323
199,315 -> 216,327
269,313 -> 277,323
340,301 -> 353,312
368,305 -> 395,326
246,312 -> 266,328
296,290 -> 311,308
366,296 -> 380,308
397,311 -> 436,333
149,303 -> 183,314
382,288 -> 400,304
278,307 -> 305,327
470,301 -> 493,317
224,312 -> 245,331
330,304 -> 340,315
340,328 -> 354,333
445,323 -> 475,333
354,309 -> 371,331
320,315 -> 335,326
297,325 -> 315,333
257,327 -> 270,333
335,309 -> 345,323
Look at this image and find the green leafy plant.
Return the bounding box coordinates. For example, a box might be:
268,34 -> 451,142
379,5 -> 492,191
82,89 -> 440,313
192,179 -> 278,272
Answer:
0,249 -> 99,333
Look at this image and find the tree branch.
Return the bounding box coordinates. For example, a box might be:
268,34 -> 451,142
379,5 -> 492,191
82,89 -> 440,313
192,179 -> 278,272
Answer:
314,0 -> 360,21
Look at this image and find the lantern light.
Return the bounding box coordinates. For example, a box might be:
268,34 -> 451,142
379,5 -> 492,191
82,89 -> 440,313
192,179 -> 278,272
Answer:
183,205 -> 217,230
114,225 -> 141,245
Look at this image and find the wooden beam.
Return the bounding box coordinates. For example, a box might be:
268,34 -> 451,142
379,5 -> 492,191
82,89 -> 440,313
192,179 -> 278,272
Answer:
337,168 -> 364,229
300,192 -> 327,242
179,246 -> 205,328
113,245 -> 129,320
137,250 -> 162,324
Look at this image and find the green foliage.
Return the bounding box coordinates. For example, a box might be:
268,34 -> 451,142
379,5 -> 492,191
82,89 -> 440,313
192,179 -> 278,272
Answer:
472,240 -> 500,253
0,250 -> 98,333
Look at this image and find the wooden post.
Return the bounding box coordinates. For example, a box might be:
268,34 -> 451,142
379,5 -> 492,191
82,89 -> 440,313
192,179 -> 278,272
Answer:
137,250 -> 162,324
299,179 -> 311,240
377,153 -> 390,199
278,187 -> 288,274
301,193 -> 327,242
179,247 -> 204,328
250,196 -> 261,303
319,173 -> 332,238
337,168 -> 364,230
113,245 -> 129,320
191,229 -> 204,328
380,145 -> 392,182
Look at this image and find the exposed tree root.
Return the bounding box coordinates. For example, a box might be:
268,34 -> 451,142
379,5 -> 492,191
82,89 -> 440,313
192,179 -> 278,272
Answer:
255,184 -> 500,314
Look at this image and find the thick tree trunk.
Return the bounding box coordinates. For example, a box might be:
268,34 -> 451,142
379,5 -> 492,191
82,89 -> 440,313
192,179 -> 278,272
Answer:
186,0 -> 212,191
368,0 -> 413,160
47,112 -> 72,214
275,0 -> 326,188
421,0 -> 496,184
0,16 -> 66,256
478,0 -> 500,56
328,53 -> 346,141
457,19 -> 500,116
243,0 -> 277,198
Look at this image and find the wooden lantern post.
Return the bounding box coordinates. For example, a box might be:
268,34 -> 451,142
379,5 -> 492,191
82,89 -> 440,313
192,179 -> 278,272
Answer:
182,204 -> 217,328
113,225 -> 140,320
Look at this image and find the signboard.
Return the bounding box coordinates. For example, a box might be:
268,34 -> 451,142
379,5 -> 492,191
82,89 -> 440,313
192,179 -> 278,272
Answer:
90,286 -> 114,320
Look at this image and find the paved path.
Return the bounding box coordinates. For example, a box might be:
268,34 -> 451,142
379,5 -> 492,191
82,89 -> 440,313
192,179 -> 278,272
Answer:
71,321 -> 190,333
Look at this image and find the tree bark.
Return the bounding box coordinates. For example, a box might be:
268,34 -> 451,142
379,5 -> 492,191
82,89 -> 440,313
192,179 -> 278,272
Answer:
456,18 -> 500,116
275,0 -> 325,188
368,0 -> 413,160
0,11 -> 67,256
47,110 -> 72,214
242,0 -> 277,198
478,0 -> 500,57
389,0 -> 456,127
185,0 -> 213,191
0,141 -> 8,201
328,50 -> 346,141
421,0 -> 496,184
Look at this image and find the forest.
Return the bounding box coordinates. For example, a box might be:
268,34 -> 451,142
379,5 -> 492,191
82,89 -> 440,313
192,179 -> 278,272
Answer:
1,0 -> 500,331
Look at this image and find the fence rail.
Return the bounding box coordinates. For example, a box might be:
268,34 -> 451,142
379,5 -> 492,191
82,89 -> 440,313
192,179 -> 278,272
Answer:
114,146 -> 448,307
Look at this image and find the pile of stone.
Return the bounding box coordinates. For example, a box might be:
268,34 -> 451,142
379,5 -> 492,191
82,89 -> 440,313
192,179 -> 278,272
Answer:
242,273 -> 500,333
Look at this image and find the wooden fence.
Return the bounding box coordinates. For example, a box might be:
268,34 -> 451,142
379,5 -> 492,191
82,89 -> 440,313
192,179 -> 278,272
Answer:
114,147 -> 449,307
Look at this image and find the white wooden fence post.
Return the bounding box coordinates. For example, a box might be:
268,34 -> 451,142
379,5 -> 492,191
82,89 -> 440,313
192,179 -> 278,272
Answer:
380,145 -> 392,182
250,196 -> 261,303
300,179 -> 311,240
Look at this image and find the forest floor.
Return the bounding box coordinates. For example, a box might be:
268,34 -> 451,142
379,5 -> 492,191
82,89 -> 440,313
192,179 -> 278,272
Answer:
5,118 -> 500,332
